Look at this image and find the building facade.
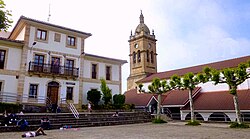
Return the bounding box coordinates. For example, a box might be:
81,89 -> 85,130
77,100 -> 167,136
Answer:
0,16 -> 126,110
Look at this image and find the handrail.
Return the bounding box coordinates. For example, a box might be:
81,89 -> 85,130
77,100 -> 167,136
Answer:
0,91 -> 47,104
28,61 -> 79,77
60,98 -> 79,119
69,103 -> 79,119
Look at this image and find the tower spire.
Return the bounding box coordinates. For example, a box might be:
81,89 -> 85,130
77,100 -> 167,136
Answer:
140,10 -> 144,23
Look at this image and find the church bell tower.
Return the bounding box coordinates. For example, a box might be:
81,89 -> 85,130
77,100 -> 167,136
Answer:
127,11 -> 157,90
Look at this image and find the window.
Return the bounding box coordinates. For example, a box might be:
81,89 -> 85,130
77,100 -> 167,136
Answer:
137,50 -> 141,63
54,33 -> 61,42
34,54 -> 44,65
92,64 -> 97,79
66,87 -> 73,100
51,57 -> 60,74
29,84 -> 38,98
146,50 -> 150,62
151,51 -> 154,63
34,54 -> 44,72
65,59 -> 74,75
133,52 -> 136,64
0,82 -> 2,92
37,29 -> 47,40
67,36 -> 76,46
0,50 -> 6,69
106,66 -> 111,80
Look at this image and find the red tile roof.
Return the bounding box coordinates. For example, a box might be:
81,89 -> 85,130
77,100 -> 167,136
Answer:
162,88 -> 201,106
125,87 -> 201,107
182,89 -> 250,110
124,89 -> 153,106
138,55 -> 250,83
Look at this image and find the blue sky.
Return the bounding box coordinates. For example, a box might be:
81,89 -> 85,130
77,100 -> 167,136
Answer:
5,0 -> 250,92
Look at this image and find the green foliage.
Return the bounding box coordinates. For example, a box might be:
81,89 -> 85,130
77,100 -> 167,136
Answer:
230,122 -> 249,128
185,120 -> 201,126
0,0 -> 13,31
100,79 -> 112,105
138,83 -> 144,92
152,118 -> 167,124
170,74 -> 181,88
0,102 -> 23,113
82,103 -> 134,111
87,89 -> 101,106
148,78 -> 170,94
113,94 -> 125,105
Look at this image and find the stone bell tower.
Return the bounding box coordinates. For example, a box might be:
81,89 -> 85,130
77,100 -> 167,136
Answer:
127,11 -> 157,90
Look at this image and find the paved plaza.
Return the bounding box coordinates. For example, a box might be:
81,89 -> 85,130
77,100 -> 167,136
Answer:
1,122 -> 250,139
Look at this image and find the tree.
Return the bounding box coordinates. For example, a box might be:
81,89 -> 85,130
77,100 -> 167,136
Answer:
170,72 -> 207,123
0,0 -> 13,31
113,94 -> 125,105
147,78 -> 172,120
204,61 -> 250,125
100,79 -> 112,105
87,89 -> 101,106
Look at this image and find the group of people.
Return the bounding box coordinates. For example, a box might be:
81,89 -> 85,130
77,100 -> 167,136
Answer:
1,110 -> 50,138
1,111 -> 25,127
21,115 -> 50,138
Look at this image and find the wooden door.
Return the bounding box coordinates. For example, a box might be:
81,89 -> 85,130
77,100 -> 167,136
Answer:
47,82 -> 59,105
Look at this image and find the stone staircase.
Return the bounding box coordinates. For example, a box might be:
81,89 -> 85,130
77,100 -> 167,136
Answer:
0,112 -> 153,132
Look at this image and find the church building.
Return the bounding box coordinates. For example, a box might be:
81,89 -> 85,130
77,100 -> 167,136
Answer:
125,12 -> 250,122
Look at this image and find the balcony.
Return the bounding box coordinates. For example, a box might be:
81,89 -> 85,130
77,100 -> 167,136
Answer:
28,62 -> 79,78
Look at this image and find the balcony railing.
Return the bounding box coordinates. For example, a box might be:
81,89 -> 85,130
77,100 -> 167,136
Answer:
28,62 -> 79,77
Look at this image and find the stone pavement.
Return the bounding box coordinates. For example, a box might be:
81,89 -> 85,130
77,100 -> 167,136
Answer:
0,121 -> 250,139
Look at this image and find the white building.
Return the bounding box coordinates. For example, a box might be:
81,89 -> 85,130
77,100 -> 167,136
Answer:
0,16 -> 126,111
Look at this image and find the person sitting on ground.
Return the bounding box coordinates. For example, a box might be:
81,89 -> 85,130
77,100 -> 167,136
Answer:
21,127 -> 46,138
9,112 -> 18,125
41,115 -> 50,130
17,118 -> 29,130
112,111 -> 119,117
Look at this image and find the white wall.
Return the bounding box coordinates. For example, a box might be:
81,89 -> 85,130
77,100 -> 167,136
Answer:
83,59 -> 120,81
29,26 -> 82,55
0,75 -> 18,93
141,78 -> 250,93
0,45 -> 22,70
112,65 -> 119,81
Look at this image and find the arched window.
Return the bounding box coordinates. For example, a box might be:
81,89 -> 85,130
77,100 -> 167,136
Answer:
137,50 -> 141,62
133,52 -> 136,64
146,50 -> 150,62
151,51 -> 154,63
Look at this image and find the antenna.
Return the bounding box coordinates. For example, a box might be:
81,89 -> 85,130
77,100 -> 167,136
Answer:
47,3 -> 51,22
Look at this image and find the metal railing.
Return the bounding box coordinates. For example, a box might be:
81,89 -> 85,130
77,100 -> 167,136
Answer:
28,62 -> 79,77
61,98 -> 79,119
0,92 -> 47,104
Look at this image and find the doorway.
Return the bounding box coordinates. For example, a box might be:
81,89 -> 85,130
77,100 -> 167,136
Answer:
47,81 -> 59,105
